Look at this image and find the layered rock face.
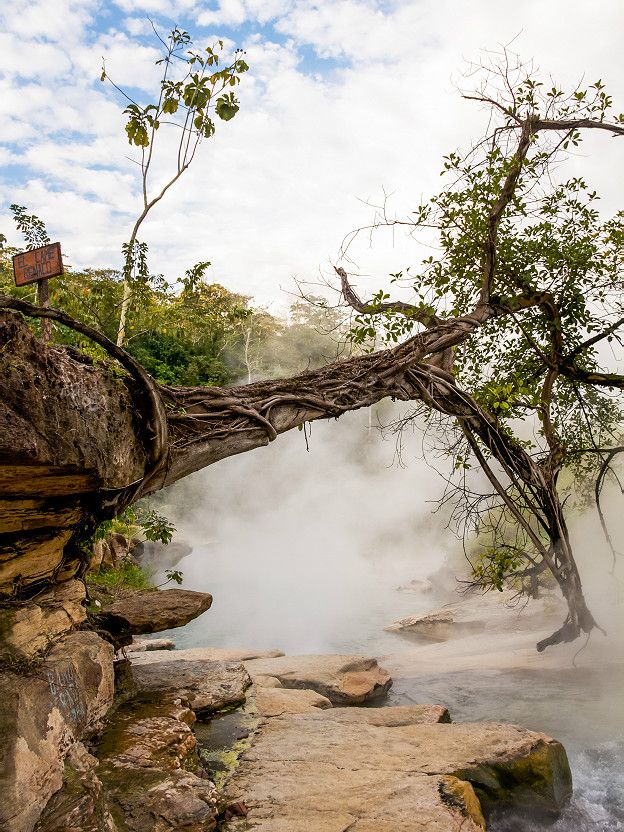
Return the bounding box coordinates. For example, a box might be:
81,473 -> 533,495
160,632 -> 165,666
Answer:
0,631 -> 114,832
0,579 -> 87,661
0,312 -> 149,600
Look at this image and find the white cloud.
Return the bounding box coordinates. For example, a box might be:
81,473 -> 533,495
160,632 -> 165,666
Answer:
0,0 -> 97,41
196,0 -> 293,27
1,0 -> 623,309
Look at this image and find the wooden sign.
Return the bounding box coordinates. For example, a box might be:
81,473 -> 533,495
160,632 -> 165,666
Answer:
13,243 -> 64,287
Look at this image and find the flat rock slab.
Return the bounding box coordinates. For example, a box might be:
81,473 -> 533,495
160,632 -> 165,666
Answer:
222,708 -> 572,831
96,589 -> 213,643
130,647 -> 284,665
244,655 -> 392,705
131,659 -> 252,715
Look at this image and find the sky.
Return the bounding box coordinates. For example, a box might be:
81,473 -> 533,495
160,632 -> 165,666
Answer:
1,0 -> 623,311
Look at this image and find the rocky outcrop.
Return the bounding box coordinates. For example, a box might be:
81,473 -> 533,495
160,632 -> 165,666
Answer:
34,742 -> 116,832
0,631 -> 114,832
0,579 -> 86,661
0,311 -> 151,599
97,695 -> 218,832
131,659 -> 252,715
243,654 -> 392,705
90,533 -> 140,572
221,708 -> 572,831
37,692 -> 220,832
95,589 -> 213,647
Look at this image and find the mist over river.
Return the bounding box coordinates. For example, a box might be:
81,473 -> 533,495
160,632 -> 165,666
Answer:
152,409 -> 624,831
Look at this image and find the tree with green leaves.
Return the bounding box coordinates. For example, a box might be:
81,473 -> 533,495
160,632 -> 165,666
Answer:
100,25 -> 249,346
2,57 -> 624,652
339,59 -> 624,649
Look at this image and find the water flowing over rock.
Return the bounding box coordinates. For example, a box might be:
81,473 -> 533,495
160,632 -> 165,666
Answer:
0,631 -> 114,832
243,654 -> 392,705
221,708 -> 572,831
94,589 -> 213,647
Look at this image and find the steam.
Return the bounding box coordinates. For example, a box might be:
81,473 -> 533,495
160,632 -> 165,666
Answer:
156,405 -> 460,654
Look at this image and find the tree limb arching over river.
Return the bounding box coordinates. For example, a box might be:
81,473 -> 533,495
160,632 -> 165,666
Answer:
2,63 -> 624,653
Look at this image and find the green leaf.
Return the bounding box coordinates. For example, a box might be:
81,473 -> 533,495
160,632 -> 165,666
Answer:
216,94 -> 239,121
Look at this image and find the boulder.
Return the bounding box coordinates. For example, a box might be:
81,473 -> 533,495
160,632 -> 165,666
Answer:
130,646 -> 284,665
0,579 -> 86,661
131,659 -> 252,715
385,607 -> 483,641
221,708 -> 572,831
254,687 -> 333,717
0,631 -> 114,832
243,655 -> 392,705
88,540 -> 107,572
385,590 -> 565,642
95,589 -> 213,647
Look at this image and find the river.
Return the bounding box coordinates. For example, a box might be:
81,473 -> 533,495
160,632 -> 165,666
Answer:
153,410 -> 624,830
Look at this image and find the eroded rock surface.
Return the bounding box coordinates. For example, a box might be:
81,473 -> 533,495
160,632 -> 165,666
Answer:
222,708 -> 572,831
95,694 -> 218,832
131,659 -> 252,715
34,742 -> 116,832
0,631 -> 114,832
243,654 -> 392,705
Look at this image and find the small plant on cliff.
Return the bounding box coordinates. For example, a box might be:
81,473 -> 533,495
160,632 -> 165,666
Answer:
92,503 -> 176,545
